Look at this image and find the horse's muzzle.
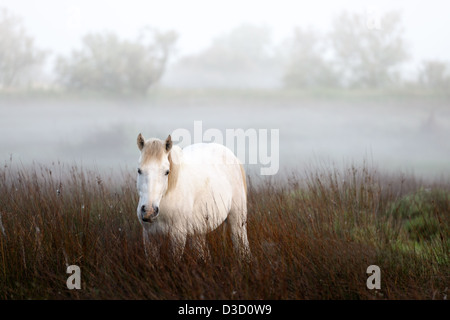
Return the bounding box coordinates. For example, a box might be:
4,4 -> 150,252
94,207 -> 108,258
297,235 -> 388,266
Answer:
141,205 -> 159,222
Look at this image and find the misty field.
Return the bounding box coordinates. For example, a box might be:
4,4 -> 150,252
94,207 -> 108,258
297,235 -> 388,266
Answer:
0,160 -> 448,300
1,92 -> 450,180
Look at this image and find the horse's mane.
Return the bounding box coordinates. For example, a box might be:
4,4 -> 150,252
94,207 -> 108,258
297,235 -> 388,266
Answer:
167,145 -> 182,194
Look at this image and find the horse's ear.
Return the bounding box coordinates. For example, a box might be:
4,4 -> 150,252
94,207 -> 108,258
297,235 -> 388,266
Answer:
165,135 -> 172,152
137,133 -> 145,151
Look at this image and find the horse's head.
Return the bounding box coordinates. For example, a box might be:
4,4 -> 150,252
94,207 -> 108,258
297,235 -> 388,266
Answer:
136,133 -> 173,224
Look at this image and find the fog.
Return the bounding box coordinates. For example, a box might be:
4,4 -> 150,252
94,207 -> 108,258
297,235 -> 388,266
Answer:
2,96 -> 448,179
1,0 -> 449,179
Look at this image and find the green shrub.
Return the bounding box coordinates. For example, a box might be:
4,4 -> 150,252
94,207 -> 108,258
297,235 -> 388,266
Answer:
387,188 -> 449,242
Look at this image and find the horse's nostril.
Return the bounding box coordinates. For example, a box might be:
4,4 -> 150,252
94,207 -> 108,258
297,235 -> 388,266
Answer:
140,205 -> 159,222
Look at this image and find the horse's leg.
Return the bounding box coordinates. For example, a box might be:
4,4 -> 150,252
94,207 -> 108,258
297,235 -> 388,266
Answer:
169,230 -> 187,263
143,229 -> 160,264
228,202 -> 251,263
190,234 -> 210,262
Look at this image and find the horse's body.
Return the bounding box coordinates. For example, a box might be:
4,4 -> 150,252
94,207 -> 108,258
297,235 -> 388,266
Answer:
136,134 -> 250,262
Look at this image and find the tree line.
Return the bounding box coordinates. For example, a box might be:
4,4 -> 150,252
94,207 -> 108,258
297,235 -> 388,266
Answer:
1,7 -> 449,95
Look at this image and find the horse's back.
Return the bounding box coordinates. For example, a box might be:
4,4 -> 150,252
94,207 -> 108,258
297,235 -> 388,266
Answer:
181,143 -> 246,224
182,143 -> 239,165
182,143 -> 243,188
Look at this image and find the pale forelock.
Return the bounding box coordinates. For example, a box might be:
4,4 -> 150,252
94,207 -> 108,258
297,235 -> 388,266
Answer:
141,139 -> 165,164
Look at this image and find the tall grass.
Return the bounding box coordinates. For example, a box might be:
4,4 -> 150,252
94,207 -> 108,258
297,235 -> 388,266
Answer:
0,160 -> 448,299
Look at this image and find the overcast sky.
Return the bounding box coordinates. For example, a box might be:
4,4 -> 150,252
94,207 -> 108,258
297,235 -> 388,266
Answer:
2,0 -> 450,70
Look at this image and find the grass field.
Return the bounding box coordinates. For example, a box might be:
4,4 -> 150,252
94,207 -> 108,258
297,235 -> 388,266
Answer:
0,160 -> 448,299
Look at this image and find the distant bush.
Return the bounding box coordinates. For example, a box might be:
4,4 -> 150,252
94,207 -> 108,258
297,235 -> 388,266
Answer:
330,11 -> 409,89
0,8 -> 46,89
55,28 -> 177,95
418,60 -> 450,92
283,11 -> 409,90
165,24 -> 282,89
283,27 -> 339,89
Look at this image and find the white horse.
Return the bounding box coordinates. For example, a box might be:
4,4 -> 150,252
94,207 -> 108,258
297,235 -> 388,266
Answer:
136,133 -> 250,262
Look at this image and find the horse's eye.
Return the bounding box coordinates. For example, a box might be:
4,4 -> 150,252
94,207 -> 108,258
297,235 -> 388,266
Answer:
165,170 -> 170,176
137,168 -> 142,175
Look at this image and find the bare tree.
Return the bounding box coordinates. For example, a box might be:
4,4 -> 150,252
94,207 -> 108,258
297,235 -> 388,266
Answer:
418,60 -> 450,91
330,11 -> 409,88
0,8 -> 46,89
55,28 -> 177,95
283,27 -> 339,89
